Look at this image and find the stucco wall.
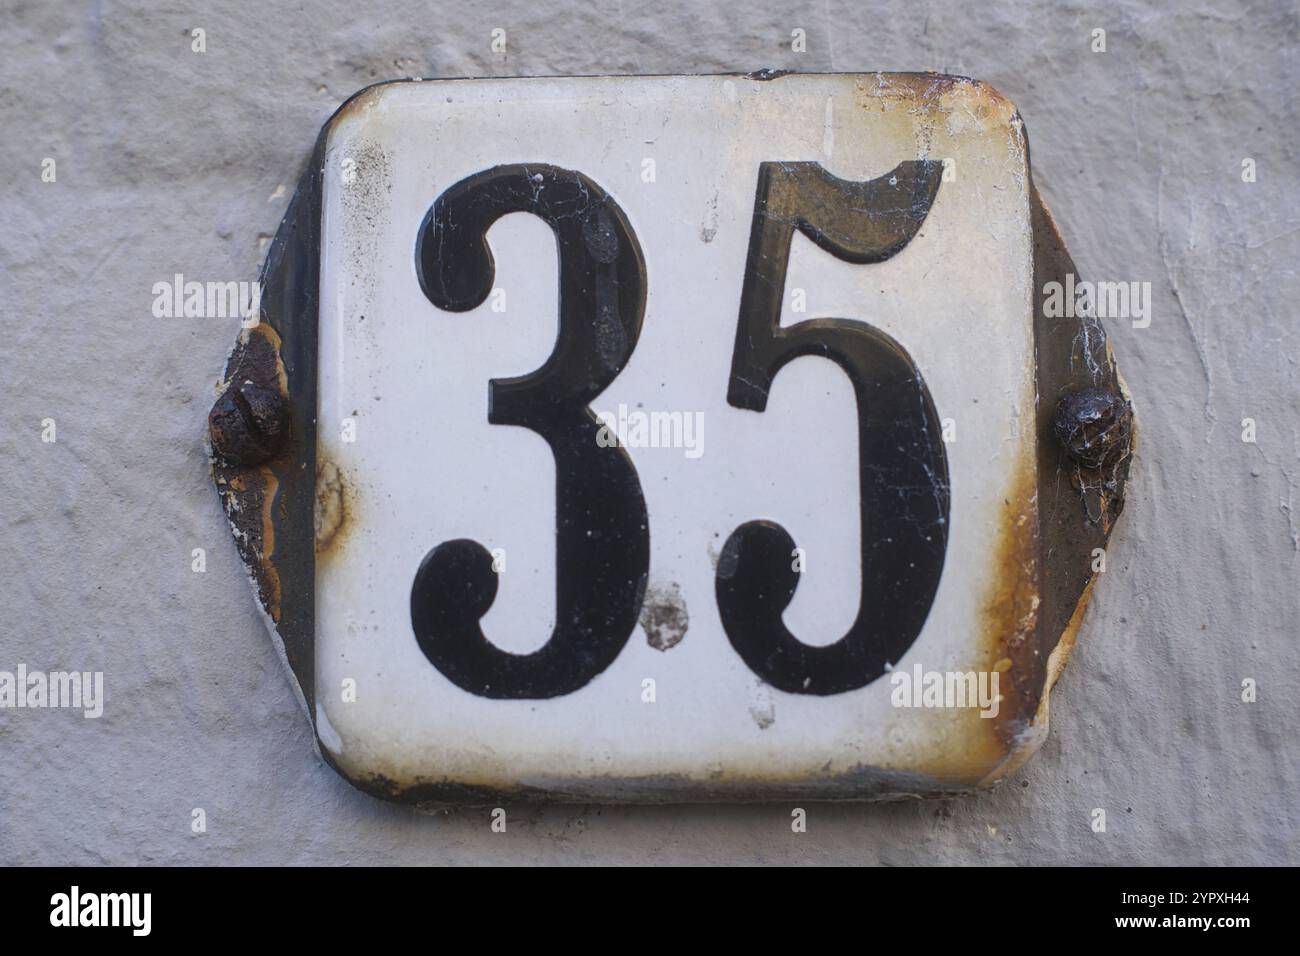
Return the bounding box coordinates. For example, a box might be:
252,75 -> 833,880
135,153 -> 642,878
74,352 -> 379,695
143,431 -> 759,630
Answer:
2,0 -> 1296,864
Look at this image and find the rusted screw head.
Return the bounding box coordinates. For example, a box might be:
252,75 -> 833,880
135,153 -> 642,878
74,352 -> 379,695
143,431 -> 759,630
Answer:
208,380 -> 289,466
1053,386 -> 1132,470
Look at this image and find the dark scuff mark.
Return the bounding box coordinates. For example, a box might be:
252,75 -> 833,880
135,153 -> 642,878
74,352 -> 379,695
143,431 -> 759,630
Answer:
347,764 -> 974,807
639,581 -> 689,652
700,191 -> 719,243
749,686 -> 776,729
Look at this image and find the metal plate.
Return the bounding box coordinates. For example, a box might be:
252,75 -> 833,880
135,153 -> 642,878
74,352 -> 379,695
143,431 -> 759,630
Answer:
210,73 -> 1132,804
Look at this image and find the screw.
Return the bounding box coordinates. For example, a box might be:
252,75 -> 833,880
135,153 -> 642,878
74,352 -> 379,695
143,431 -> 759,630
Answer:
208,380 -> 289,466
1053,386 -> 1132,470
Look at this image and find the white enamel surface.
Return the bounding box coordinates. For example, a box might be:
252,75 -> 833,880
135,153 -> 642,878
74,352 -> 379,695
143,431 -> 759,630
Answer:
315,74 -> 1035,794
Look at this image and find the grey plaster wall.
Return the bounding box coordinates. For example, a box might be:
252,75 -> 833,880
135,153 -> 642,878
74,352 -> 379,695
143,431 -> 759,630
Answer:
2,0 -> 1296,865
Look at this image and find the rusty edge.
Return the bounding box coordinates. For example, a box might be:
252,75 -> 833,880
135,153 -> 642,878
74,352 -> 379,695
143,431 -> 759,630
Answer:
212,73 -> 1132,806
211,130 -> 325,722
975,153 -> 1135,784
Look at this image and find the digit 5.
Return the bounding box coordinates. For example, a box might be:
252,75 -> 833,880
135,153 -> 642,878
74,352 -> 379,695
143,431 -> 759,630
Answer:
717,160 -> 950,695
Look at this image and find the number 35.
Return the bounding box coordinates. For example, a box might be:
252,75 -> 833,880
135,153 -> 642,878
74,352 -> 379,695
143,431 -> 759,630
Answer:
409,160 -> 950,699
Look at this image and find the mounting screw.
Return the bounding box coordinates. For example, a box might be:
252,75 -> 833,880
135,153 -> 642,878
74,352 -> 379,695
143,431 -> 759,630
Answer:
208,380 -> 289,466
1053,386 -> 1132,470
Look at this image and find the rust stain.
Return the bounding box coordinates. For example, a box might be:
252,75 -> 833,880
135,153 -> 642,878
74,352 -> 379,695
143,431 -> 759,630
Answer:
898,451 -> 1042,788
259,471 -> 281,619
867,436 -> 1039,789
211,321 -> 291,622
329,82 -> 392,127
217,465 -> 283,622
850,73 -> 1013,123
982,456 -> 1045,753
990,577 -> 1097,782
256,322 -> 288,393
314,457 -> 354,558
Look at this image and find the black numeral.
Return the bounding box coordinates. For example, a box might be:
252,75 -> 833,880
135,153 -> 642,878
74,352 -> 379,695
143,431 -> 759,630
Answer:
716,161 -> 950,695
411,165 -> 650,699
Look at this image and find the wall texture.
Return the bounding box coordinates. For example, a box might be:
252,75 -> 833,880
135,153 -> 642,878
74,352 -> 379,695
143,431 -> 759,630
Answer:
2,0 -> 1296,865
